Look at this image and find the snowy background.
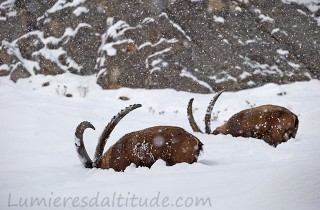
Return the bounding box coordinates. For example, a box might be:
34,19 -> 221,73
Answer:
0,74 -> 320,209
1,0 -> 320,92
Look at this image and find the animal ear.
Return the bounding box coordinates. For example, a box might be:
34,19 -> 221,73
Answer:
204,90 -> 225,134
187,98 -> 203,133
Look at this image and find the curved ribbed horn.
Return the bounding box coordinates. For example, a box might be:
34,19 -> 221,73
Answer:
204,90 -> 225,134
187,98 -> 203,133
93,104 -> 142,164
75,121 -> 95,168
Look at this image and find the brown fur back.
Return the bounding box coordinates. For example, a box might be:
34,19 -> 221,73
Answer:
97,126 -> 203,171
213,105 -> 298,147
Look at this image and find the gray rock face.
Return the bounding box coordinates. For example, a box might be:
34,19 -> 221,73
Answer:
1,0 -> 319,92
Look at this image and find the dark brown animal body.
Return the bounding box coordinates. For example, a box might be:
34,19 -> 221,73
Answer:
97,126 -> 202,171
187,91 -> 299,147
212,105 -> 299,147
75,104 -> 203,171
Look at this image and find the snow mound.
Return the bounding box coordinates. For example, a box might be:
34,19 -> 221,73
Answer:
0,77 -> 320,210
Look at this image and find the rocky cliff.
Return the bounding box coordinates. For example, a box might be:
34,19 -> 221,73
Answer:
1,0 -> 319,93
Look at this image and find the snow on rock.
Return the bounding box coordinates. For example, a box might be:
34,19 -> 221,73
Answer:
259,14 -> 275,23
102,39 -> 135,56
282,0 -> 320,12
47,0 -> 87,14
276,49 -> 289,56
159,12 -> 192,41
1,0 -> 319,93
239,71 -> 253,80
1,40 -> 39,75
138,38 -> 178,50
213,15 -> 225,23
1,22 -> 91,75
105,20 -> 134,39
287,61 -> 301,69
146,48 -> 172,70
241,56 -> 284,76
209,73 -> 237,84
283,0 -> 320,25
72,6 -> 89,16
180,69 -> 214,92
0,0 -> 16,21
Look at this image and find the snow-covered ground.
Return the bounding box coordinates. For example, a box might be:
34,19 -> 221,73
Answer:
0,74 -> 320,210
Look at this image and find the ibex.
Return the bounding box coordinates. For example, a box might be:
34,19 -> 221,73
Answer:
75,104 -> 203,171
187,90 -> 299,147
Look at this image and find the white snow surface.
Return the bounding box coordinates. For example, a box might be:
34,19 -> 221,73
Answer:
0,74 -> 320,210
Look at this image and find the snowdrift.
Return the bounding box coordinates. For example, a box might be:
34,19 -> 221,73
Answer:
0,75 -> 320,210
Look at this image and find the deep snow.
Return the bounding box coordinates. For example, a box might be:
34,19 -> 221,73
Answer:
0,74 -> 320,210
